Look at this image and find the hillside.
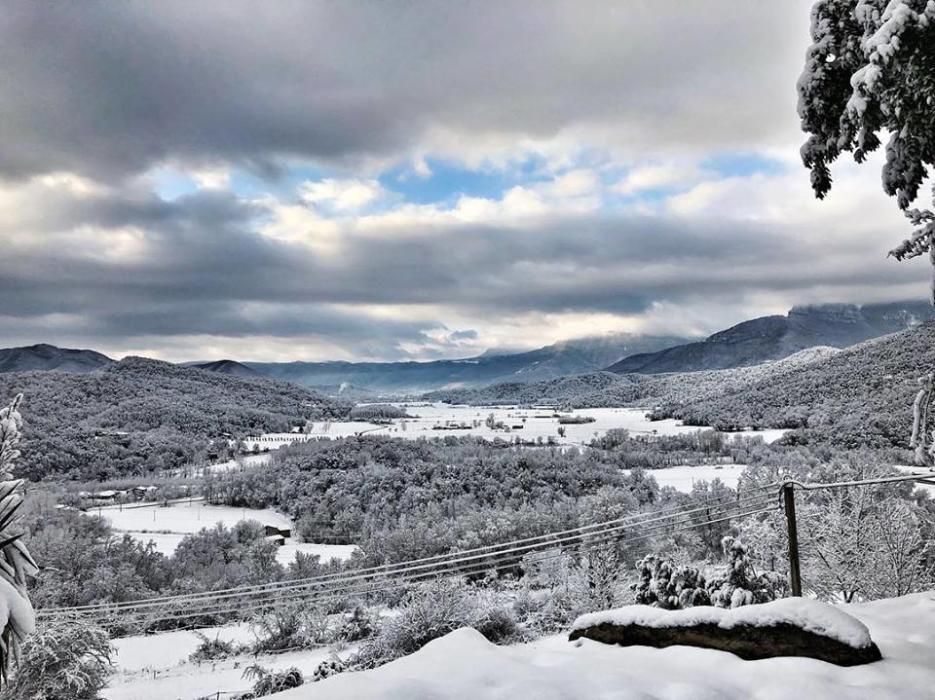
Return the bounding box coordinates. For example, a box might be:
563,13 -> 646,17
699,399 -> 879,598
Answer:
247,333 -> 688,393
427,347 -> 840,410
607,301 -> 934,374
0,357 -> 350,480
0,343 -> 113,373
190,359 -> 260,378
653,323 -> 935,448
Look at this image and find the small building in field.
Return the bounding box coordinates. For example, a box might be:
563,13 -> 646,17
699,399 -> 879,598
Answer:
264,524 -> 292,539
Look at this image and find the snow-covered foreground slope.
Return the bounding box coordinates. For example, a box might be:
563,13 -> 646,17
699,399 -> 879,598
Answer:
275,592 -> 935,700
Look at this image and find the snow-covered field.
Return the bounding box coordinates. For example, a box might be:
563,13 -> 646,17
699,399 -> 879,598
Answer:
244,404 -> 786,450
274,592 -> 935,700
92,500 -> 357,566
622,464 -> 748,492
106,620 -> 338,700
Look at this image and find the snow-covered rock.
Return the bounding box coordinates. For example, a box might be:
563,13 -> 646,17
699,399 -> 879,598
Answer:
570,597 -> 873,649
569,598 -> 881,666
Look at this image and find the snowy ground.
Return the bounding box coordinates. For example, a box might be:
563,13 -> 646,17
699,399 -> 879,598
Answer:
272,592 -> 935,700
92,500 -> 357,566
621,464 -> 748,492
244,404 -> 786,450
106,621 -> 339,700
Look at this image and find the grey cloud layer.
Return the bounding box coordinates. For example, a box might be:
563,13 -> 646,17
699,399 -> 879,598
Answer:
0,185 -> 925,357
0,1 -> 810,180
0,1 -> 914,360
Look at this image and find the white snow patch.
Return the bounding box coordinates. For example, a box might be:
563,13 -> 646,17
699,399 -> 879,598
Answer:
621,464 -> 747,492
571,598 -> 873,649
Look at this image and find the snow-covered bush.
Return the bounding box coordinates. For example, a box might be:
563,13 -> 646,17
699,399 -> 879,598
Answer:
250,602 -> 330,653
0,617 -> 112,700
240,663 -> 303,698
312,655 -> 348,682
633,538 -> 785,611
189,632 -> 240,663
632,554 -> 710,610
0,394 -> 38,686
517,548 -> 628,633
336,605 -> 376,642
354,578 -> 518,670
706,537 -> 786,609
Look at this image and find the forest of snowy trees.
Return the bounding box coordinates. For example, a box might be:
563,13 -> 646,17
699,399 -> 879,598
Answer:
0,357 -> 349,481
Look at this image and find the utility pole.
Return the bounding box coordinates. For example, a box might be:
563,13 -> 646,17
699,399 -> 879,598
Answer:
782,481 -> 802,596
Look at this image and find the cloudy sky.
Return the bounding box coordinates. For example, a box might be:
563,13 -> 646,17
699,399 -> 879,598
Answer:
1,1 -> 929,362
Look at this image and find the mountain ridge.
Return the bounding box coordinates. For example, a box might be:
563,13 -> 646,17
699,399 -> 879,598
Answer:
0,343 -> 113,374
244,333 -> 689,393
606,301 -> 935,374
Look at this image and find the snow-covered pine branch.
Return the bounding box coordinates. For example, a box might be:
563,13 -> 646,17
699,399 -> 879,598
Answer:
799,0 -> 935,293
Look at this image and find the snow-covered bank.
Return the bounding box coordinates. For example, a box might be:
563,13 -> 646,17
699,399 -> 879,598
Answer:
273,592 -> 935,700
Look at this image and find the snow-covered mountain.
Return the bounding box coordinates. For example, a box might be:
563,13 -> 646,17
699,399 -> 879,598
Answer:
188,359 -> 261,378
0,343 -> 113,374
607,301 -> 935,374
245,333 -> 689,394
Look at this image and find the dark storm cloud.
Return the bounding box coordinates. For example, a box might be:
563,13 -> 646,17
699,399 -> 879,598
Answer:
0,1 -> 810,181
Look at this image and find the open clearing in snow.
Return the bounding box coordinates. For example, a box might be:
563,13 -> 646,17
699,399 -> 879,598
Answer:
92,500 -> 358,566
245,405 -> 787,450
622,464 -> 748,492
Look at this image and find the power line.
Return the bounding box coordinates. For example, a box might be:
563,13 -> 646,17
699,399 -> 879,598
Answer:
83,504 -> 779,626
40,493 -> 770,618
40,499 -> 776,625
41,490 -> 770,616
780,472 -> 935,492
